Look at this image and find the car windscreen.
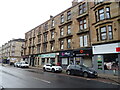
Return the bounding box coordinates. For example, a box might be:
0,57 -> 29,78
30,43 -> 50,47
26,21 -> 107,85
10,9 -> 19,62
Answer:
25,62 -> 28,64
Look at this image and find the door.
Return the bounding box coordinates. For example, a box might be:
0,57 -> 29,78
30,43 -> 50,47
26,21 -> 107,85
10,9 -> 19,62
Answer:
74,65 -> 83,75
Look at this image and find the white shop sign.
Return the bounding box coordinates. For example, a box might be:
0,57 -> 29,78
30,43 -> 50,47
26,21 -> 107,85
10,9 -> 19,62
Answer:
92,43 -> 120,54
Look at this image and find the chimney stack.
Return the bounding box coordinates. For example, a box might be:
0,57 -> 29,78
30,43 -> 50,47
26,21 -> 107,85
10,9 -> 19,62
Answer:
72,0 -> 78,6
50,15 -> 53,19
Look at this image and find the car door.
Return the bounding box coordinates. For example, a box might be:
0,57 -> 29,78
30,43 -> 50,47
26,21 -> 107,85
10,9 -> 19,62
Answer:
45,65 -> 51,71
74,65 -> 83,75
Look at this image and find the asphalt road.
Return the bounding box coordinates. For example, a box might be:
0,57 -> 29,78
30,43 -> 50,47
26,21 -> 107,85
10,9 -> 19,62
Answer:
0,65 -> 119,88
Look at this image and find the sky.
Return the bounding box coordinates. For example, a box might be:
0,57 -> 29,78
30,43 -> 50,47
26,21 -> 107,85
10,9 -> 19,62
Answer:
0,0 -> 82,47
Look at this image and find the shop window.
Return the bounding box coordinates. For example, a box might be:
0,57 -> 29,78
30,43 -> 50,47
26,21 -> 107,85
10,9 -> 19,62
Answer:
104,54 -> 118,70
62,58 -> 68,65
41,58 -> 45,65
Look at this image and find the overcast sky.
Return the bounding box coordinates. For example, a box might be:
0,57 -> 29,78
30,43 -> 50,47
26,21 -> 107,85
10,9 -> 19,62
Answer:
0,0 -> 83,47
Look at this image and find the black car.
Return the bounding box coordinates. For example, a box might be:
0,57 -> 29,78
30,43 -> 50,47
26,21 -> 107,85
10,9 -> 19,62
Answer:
66,65 -> 98,78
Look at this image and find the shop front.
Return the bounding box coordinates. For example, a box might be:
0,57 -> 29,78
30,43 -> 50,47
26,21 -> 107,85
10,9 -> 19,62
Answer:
92,42 -> 120,75
73,48 -> 93,68
59,50 -> 73,69
39,53 -> 59,66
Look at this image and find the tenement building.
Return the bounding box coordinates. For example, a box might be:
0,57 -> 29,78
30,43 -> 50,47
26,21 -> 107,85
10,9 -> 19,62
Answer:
24,0 -> 120,75
90,1 -> 120,75
1,39 -> 25,64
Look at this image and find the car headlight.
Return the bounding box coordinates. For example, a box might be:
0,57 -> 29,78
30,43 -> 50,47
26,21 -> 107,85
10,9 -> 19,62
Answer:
88,71 -> 93,74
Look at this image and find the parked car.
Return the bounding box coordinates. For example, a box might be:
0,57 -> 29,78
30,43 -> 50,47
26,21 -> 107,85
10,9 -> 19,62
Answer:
14,62 -> 21,67
19,61 -> 29,68
66,64 -> 98,78
43,63 -> 62,73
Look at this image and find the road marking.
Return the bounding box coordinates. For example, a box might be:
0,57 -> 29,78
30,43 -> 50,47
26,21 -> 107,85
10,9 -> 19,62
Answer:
33,77 -> 51,84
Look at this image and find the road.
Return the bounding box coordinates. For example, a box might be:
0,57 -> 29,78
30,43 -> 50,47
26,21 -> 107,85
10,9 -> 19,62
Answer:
0,65 -> 119,89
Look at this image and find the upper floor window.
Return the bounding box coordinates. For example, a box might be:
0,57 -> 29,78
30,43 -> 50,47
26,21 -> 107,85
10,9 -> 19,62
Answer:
80,35 -> 88,47
51,19 -> 55,27
96,25 -> 113,41
60,40 -> 64,50
37,45 -> 40,53
43,44 -> 47,52
79,3 -> 87,15
51,31 -> 54,39
79,18 -> 87,30
61,14 -> 64,23
67,25 -> 71,35
51,43 -> 54,51
67,39 -> 71,48
37,35 -> 41,42
60,27 -> 64,36
44,23 -> 48,30
94,0 -> 104,5
43,33 -> 47,42
67,11 -> 71,20
96,7 -> 111,22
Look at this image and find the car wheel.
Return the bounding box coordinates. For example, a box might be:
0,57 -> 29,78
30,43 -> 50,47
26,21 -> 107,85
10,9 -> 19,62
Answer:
83,72 -> 88,78
67,70 -> 71,75
43,67 -> 46,72
52,69 -> 55,73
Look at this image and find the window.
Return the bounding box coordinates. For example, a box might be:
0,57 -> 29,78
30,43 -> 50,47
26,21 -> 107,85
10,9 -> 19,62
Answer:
96,25 -> 113,41
44,33 -> 47,42
60,40 -> 64,49
43,44 -> 47,52
51,31 -> 54,39
99,8 -> 105,20
94,0 -> 104,5
67,25 -> 71,35
80,35 -> 88,47
106,7 -> 110,19
37,45 -> 40,53
67,11 -> 71,20
38,35 -> 41,42
79,3 -> 87,15
60,27 -> 64,36
51,19 -> 55,27
79,18 -> 87,30
67,39 -> 71,48
44,23 -> 48,30
96,7 -> 111,22
61,14 -> 64,23
100,26 -> 107,40
96,29 -> 100,41
51,43 -> 54,51
108,25 -> 113,40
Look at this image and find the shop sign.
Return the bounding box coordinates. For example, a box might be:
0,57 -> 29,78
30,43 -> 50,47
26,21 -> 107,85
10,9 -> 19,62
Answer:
59,51 -> 73,57
40,53 -> 56,58
74,48 -> 92,57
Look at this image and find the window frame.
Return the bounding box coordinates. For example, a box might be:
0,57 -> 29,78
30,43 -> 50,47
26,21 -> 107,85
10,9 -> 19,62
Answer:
67,11 -> 71,20
67,39 -> 71,49
100,26 -> 107,41
60,40 -> 64,50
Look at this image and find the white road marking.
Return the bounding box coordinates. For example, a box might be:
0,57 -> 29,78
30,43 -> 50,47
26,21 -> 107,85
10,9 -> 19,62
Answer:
33,77 -> 51,84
